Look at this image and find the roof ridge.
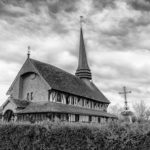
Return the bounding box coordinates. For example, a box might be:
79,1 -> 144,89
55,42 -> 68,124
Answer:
30,58 -> 79,79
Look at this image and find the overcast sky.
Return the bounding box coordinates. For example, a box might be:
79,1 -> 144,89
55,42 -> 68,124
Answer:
1,0 -> 150,109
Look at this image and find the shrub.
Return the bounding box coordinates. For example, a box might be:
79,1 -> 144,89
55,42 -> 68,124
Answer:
0,121 -> 150,150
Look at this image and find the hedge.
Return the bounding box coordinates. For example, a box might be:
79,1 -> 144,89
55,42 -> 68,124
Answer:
0,121 -> 150,150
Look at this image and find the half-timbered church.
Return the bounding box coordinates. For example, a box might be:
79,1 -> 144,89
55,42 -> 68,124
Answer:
0,24 -> 116,123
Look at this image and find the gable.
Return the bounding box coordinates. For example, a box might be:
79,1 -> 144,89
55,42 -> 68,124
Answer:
7,59 -> 51,98
21,72 -> 49,102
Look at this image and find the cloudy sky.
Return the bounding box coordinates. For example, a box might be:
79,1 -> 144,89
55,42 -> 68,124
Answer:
1,0 -> 150,109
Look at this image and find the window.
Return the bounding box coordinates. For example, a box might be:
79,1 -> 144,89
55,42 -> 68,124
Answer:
57,114 -> 61,119
56,93 -> 61,102
78,99 -> 80,106
48,90 -> 51,101
98,117 -> 101,123
89,116 -> 92,122
66,95 -> 69,104
90,101 -> 92,108
71,98 -> 74,105
82,99 -> 84,107
74,97 -> 78,105
94,102 -> 96,108
84,100 -> 87,107
27,93 -> 29,100
27,92 -> 33,101
86,100 -> 89,108
75,114 -> 79,122
31,92 -> 33,100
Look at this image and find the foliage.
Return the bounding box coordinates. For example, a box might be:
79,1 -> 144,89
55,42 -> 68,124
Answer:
132,100 -> 150,122
108,105 -> 124,118
0,121 -> 150,150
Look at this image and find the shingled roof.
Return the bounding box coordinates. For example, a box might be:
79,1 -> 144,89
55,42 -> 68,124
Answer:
30,59 -> 110,103
11,99 -> 30,108
0,107 -> 2,115
18,102 -> 116,118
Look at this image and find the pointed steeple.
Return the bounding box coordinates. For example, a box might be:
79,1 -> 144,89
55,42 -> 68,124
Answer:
75,16 -> 92,80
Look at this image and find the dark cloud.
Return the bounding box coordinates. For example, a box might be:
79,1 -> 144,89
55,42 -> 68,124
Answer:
47,0 -> 78,14
95,33 -> 135,51
0,1 -> 26,18
0,0 -> 79,35
122,17 -> 150,28
92,0 -> 117,11
95,16 -> 150,50
0,0 -> 79,18
127,0 -> 150,11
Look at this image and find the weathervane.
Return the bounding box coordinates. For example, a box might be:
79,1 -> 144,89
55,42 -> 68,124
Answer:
119,86 -> 131,111
27,46 -> 31,58
80,16 -> 85,27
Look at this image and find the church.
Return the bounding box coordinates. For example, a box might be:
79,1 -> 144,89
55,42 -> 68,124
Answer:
0,23 -> 116,123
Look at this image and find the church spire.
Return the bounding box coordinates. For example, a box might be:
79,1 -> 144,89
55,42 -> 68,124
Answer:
75,16 -> 92,80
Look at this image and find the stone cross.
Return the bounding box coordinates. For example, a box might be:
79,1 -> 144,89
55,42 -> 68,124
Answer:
119,86 -> 131,110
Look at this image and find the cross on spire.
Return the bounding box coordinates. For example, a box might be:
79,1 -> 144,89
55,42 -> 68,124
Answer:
27,46 -> 31,59
80,16 -> 85,27
119,86 -> 131,111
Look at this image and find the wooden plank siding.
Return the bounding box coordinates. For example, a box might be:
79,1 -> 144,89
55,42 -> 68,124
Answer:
48,90 -> 108,112
15,112 -> 113,124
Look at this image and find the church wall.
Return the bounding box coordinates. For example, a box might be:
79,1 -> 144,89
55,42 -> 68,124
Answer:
21,73 -> 48,102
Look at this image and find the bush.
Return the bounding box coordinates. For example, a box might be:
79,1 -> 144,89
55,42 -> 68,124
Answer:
0,121 -> 150,150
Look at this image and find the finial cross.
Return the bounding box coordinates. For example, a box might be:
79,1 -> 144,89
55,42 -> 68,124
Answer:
80,16 -> 85,27
27,46 -> 31,58
119,86 -> 131,110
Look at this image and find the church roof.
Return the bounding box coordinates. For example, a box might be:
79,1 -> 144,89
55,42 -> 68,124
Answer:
17,102 -> 116,118
0,108 -> 2,115
11,99 -> 30,108
30,59 -> 110,103
2,99 -> 30,110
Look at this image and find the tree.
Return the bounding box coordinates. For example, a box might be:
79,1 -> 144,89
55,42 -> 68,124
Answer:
108,105 -> 123,118
132,100 -> 149,121
145,109 -> 150,120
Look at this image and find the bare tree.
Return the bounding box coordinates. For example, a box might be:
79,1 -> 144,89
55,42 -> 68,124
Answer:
108,105 -> 123,118
132,100 -> 148,121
